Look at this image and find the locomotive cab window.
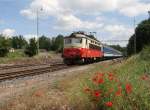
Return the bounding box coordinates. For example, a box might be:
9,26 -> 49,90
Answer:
64,39 -> 72,44
64,38 -> 82,44
72,38 -> 82,44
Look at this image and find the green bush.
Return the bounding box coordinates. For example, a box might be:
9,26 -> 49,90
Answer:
0,35 -> 10,57
140,45 -> 150,61
0,48 -> 9,57
24,38 -> 38,57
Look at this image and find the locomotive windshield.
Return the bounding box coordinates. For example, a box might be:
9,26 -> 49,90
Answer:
64,38 -> 82,44
65,39 -> 71,44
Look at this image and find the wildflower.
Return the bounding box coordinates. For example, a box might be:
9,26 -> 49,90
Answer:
115,87 -> 122,96
105,101 -> 113,107
98,73 -> 104,77
109,88 -> 114,93
141,75 -> 149,80
84,87 -> 91,93
141,76 -> 146,80
109,76 -> 114,81
34,90 -> 44,97
108,73 -> 114,77
92,75 -> 98,82
94,91 -> 101,97
125,83 -> 132,94
108,73 -> 115,81
98,78 -> 104,84
114,78 -> 119,83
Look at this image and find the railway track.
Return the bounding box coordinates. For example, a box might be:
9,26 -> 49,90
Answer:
0,61 -> 62,70
0,58 -> 123,82
0,63 -> 68,82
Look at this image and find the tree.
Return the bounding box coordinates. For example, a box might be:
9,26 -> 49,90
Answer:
51,35 -> 64,52
11,35 -> 27,49
127,35 -> 135,56
136,20 -> 150,52
0,35 -> 10,57
39,35 -> 51,51
24,38 -> 38,57
127,19 -> 150,55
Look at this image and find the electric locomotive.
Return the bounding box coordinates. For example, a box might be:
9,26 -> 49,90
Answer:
62,32 -> 104,64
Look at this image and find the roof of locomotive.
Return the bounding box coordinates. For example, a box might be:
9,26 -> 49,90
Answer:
65,32 -> 101,43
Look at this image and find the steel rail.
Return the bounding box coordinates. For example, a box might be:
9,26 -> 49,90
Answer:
0,63 -> 67,81
0,62 -> 62,70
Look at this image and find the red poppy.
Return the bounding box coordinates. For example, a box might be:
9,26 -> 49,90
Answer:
98,78 -> 104,84
109,76 -> 114,81
115,87 -> 122,96
109,88 -> 114,93
115,78 -> 119,83
108,73 -> 115,81
141,75 -> 149,80
94,91 -> 101,97
125,83 -> 132,94
105,101 -> 113,107
98,73 -> 104,77
92,75 -> 98,82
84,87 -> 91,93
141,76 -> 146,80
108,73 -> 114,77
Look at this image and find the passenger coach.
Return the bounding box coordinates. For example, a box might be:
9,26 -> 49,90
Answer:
63,32 -> 104,64
102,45 -> 123,59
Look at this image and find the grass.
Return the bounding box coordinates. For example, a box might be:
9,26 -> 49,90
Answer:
0,47 -> 150,110
0,50 -> 58,64
0,50 -> 27,64
64,53 -> 150,110
57,46 -> 150,110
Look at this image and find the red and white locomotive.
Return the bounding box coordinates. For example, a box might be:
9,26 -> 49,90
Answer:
62,32 -> 104,64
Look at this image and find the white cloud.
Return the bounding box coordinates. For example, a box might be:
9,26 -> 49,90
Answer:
22,0 -> 150,19
24,34 -> 37,40
118,0 -> 150,17
54,14 -> 82,30
20,0 -> 148,46
54,14 -> 103,30
60,0 -> 117,14
1,28 -> 16,37
61,0 -> 150,17
20,0 -> 150,28
101,24 -> 134,46
20,9 -> 36,20
104,25 -> 128,36
20,0 -> 62,20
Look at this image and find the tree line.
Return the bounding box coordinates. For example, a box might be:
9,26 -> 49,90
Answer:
127,19 -> 150,56
0,34 -> 64,57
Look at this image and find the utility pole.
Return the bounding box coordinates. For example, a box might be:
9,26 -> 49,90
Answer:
148,11 -> 150,20
134,17 -> 136,54
36,8 -> 43,53
36,9 -> 39,53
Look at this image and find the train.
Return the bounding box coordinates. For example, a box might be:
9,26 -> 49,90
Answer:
62,32 -> 123,64
102,45 -> 123,59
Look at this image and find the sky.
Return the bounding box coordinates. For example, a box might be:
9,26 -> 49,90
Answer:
0,0 -> 150,47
